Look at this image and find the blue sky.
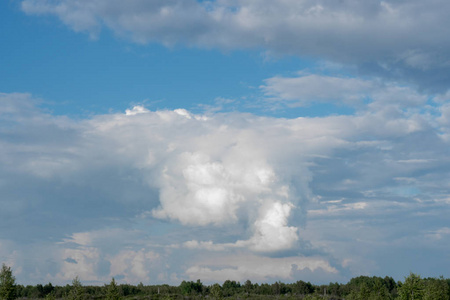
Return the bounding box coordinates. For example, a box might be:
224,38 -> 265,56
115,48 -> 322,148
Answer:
1,0 -> 450,286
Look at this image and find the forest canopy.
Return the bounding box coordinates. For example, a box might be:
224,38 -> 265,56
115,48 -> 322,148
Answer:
2,264 -> 449,300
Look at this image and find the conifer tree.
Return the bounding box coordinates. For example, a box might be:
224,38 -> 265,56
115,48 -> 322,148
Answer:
67,276 -> 84,300
105,277 -> 121,300
399,273 -> 425,300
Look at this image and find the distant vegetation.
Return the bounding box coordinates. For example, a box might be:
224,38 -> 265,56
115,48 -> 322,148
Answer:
1,263 -> 449,299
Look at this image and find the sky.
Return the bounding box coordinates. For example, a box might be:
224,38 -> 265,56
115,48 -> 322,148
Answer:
1,0 -> 450,286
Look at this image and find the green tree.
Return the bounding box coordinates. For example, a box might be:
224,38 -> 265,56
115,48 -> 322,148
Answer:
369,277 -> 390,300
399,273 -> 425,300
0,264 -> 16,300
105,278 -> 121,300
67,276 -> 84,300
222,280 -> 240,296
359,282 -> 371,300
423,277 -> 449,300
244,279 -> 253,294
179,280 -> 203,295
294,280 -> 314,295
43,283 -> 54,297
210,283 -> 223,300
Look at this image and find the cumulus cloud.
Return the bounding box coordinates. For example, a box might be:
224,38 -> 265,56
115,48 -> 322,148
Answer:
246,202 -> 299,252
59,246 -> 102,282
180,202 -> 299,253
152,151 -> 280,226
20,0 -> 450,90
1,91 -> 450,283
108,249 -> 159,283
55,229 -> 161,284
185,254 -> 338,283
6,0 -> 450,285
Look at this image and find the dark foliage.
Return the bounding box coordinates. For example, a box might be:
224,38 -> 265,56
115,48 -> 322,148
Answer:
3,267 -> 448,300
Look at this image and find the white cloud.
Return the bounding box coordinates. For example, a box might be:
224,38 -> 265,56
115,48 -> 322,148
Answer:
425,227 -> 450,240
261,73 -> 428,108
308,201 -> 368,216
0,240 -> 19,271
1,92 -> 450,283
59,246 -> 101,282
108,249 -> 159,283
53,228 -> 162,284
183,240 -> 227,252
185,254 -> 337,283
438,103 -> 450,127
180,202 -> 299,253
261,74 -> 373,106
125,105 -> 149,116
20,0 -> 450,90
152,151 -> 290,228
245,202 -> 299,252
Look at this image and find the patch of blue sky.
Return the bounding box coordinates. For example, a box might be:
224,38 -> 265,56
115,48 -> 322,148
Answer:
0,1 -> 321,118
64,257 -> 78,264
392,186 -> 420,197
135,218 -> 183,238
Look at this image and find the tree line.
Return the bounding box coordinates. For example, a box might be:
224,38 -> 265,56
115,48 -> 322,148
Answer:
1,263 -> 449,299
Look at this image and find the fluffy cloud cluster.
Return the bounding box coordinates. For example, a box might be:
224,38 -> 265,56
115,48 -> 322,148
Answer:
153,151 -> 278,226
21,0 -> 450,90
185,254 -> 337,283
3,0 -> 450,286
1,88 -> 450,284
